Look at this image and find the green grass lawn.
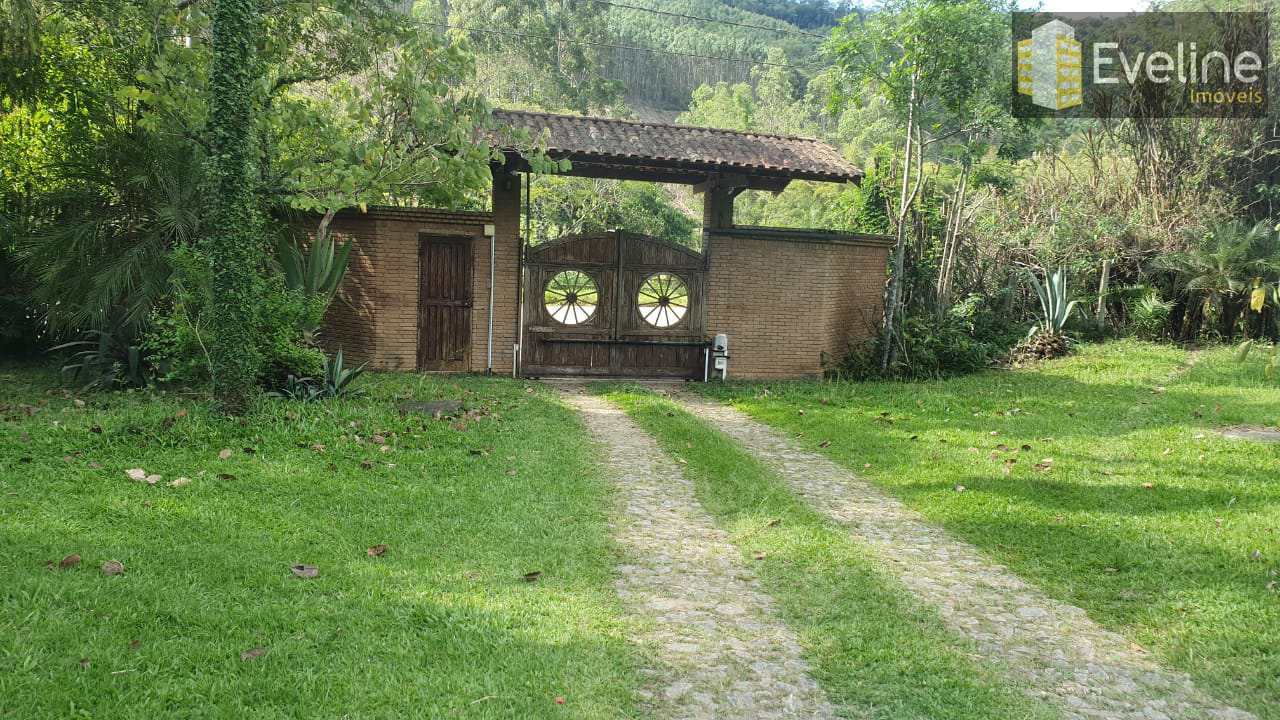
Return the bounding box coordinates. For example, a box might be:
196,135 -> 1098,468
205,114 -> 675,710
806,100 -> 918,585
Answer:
600,385 -> 1059,720
0,365 -> 640,719
697,340 -> 1280,719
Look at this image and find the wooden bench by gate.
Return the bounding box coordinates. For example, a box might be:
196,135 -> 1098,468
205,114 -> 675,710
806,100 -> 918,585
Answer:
520,231 -> 707,377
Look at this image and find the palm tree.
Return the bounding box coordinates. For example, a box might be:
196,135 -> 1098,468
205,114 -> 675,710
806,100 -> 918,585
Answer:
1156,220 -> 1280,341
16,131 -> 204,337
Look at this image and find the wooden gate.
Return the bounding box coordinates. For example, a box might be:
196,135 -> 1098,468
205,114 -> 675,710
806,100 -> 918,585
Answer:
521,231 -> 707,377
418,234 -> 473,371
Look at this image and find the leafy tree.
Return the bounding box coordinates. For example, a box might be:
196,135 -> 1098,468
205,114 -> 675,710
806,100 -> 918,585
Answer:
441,0 -> 621,113
828,0 -> 1008,371
529,176 -> 698,247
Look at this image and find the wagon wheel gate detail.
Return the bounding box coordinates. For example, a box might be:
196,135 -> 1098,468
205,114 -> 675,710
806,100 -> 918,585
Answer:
521,230 -> 707,377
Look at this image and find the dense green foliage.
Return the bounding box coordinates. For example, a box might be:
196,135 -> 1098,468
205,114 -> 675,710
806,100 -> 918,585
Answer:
1,0 -> 517,399
6,0 -> 1280,387
205,0 -> 266,412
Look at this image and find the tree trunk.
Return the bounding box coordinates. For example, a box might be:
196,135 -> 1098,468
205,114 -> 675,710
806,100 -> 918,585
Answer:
205,0 -> 264,413
879,73 -> 918,374
1095,259 -> 1111,331
936,163 -> 969,313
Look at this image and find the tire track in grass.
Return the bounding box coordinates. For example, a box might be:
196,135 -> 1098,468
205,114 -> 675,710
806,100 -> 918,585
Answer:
600,385 -> 1058,720
558,386 -> 836,720
671,390 -> 1255,720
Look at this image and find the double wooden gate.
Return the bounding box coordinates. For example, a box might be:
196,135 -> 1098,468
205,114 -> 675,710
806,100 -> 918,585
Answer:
520,231 -> 708,377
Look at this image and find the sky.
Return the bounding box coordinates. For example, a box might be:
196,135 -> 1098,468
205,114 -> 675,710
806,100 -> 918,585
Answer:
1021,0 -> 1151,12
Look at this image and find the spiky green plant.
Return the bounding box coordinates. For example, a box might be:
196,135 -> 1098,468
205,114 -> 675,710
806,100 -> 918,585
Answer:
50,329 -> 149,390
275,231 -> 353,308
1026,265 -> 1079,338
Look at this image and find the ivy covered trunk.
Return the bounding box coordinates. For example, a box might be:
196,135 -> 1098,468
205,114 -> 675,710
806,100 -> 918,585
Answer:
205,0 -> 264,412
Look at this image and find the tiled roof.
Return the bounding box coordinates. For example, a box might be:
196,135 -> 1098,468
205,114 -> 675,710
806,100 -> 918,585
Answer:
492,109 -> 861,184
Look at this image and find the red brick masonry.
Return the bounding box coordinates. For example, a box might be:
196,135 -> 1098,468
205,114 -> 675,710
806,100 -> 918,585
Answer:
320,204 -> 890,379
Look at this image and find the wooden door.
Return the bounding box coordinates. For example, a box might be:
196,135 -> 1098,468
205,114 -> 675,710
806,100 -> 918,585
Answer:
418,234 -> 473,371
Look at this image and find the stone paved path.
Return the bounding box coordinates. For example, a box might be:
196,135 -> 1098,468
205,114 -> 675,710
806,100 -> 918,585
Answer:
671,391 -> 1255,720
558,387 -> 837,720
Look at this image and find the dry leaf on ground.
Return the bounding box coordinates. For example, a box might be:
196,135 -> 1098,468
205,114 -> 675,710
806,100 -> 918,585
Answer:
101,560 -> 124,576
290,564 -> 319,578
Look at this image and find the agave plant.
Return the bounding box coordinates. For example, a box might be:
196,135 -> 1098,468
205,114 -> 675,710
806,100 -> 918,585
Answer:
275,230 -> 353,308
1026,266 -> 1080,338
266,349 -> 367,402
322,348 -> 367,398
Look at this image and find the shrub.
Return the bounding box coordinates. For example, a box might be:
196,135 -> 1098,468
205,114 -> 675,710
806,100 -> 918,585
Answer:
833,296 -> 1017,380
1131,292 -> 1174,340
268,349 -> 367,401
50,329 -> 151,390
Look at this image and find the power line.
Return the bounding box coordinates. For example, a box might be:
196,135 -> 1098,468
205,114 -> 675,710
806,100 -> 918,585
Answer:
430,22 -> 823,69
583,0 -> 829,40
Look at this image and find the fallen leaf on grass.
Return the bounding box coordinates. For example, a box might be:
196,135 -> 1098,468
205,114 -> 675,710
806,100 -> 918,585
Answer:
125,468 -> 147,482
752,550 -> 767,560
88,461 -> 102,469
90,424 -> 102,434
73,399 -> 86,408
168,477 -> 191,488
101,560 -> 125,576
372,434 -> 386,444
521,570 -> 542,583
1033,458 -> 1054,472
366,544 -> 388,557
955,484 -> 966,492
129,639 -> 141,650
359,460 -> 373,470
240,647 -> 267,661
79,657 -> 90,669
290,564 -> 319,578
59,554 -> 81,569
1141,482 -> 1155,490
144,474 -> 161,486
175,409 -> 188,418
217,448 -> 232,460
817,440 -> 830,448
310,443 -> 325,453
505,468 -> 517,476
216,473 -> 236,481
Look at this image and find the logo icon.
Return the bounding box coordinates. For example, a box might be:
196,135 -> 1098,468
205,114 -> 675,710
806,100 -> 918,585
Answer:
1017,19 -> 1082,110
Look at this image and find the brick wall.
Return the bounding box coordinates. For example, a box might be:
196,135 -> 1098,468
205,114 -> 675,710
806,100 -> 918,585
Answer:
705,231 -> 889,379
318,192 -> 888,380
317,206 -> 506,372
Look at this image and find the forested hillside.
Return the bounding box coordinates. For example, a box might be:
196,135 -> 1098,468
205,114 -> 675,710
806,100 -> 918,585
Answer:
429,0 -> 832,111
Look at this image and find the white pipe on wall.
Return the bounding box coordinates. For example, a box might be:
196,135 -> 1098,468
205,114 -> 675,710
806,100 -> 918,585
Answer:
485,223 -> 495,374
